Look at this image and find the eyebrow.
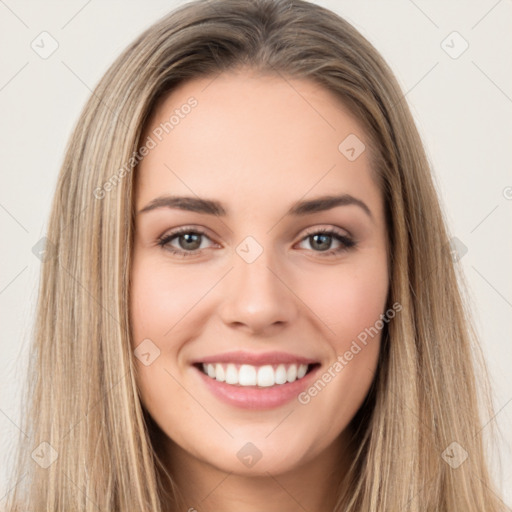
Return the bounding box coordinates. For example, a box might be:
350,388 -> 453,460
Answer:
138,193 -> 373,219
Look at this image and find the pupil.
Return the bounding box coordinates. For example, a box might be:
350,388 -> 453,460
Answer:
312,234 -> 331,251
180,233 -> 201,250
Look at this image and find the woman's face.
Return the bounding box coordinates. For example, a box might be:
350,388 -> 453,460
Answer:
130,69 -> 389,477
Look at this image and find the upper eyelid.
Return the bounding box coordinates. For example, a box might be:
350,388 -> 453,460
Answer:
160,226 -> 215,243
160,224 -> 351,238
301,225 -> 351,238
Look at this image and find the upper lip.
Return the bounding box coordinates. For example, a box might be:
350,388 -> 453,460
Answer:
192,350 -> 319,366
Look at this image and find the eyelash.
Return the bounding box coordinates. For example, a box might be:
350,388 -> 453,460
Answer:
156,226 -> 356,258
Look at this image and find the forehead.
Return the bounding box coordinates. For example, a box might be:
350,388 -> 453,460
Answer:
136,70 -> 382,219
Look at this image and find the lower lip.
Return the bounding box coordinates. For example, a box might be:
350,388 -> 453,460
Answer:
194,365 -> 321,410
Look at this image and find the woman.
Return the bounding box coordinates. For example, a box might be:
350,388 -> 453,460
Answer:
5,0 -> 509,510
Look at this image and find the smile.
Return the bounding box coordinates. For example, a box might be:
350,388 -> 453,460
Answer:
198,362 -> 312,387
192,351 -> 322,409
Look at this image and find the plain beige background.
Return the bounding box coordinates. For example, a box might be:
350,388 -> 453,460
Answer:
1,0 -> 511,506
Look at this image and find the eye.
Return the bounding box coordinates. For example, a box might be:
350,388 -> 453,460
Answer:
157,226 -> 215,257
296,227 -> 356,257
157,226 -> 356,258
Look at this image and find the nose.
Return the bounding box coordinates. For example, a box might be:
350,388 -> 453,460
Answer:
217,245 -> 299,336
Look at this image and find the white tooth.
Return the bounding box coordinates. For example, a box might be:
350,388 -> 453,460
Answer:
206,362 -> 308,386
207,363 -> 216,378
297,364 -> 308,379
257,365 -> 275,387
239,364 -> 257,386
275,364 -> 287,385
225,363 -> 238,384
286,364 -> 298,382
215,363 -> 225,382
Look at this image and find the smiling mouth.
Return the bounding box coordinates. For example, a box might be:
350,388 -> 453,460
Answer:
194,362 -> 319,388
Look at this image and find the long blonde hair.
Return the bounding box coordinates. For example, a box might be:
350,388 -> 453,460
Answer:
5,0 -> 509,510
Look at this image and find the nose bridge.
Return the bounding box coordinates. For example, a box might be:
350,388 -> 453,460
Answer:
218,234 -> 298,332
236,238 -> 280,293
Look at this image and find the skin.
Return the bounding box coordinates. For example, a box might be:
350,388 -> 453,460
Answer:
130,68 -> 389,512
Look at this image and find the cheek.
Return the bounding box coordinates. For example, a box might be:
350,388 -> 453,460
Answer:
130,257 -> 211,345
295,267 -> 387,437
129,258 -> 190,419
294,255 -> 388,430
129,256 -> 221,413
302,258 -> 389,344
